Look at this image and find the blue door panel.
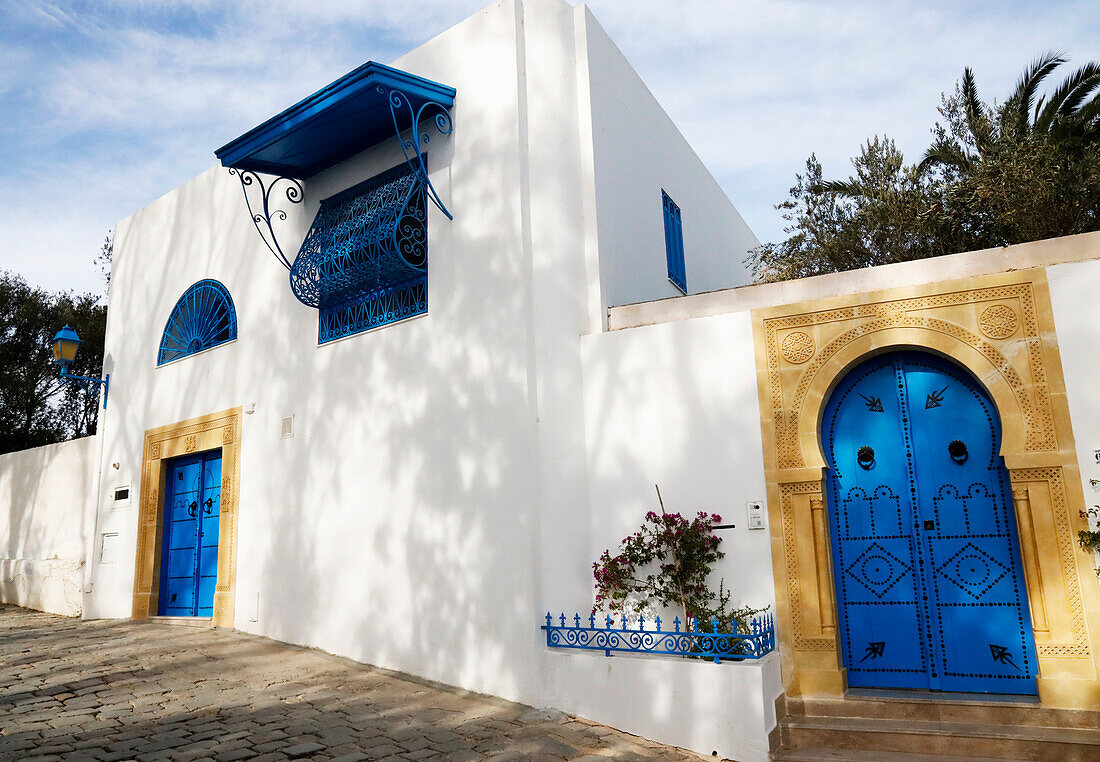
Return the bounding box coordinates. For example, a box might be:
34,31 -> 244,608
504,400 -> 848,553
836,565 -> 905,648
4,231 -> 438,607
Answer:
159,450 -> 223,618
823,351 -> 1036,695
196,454 -> 222,617
824,359 -> 927,689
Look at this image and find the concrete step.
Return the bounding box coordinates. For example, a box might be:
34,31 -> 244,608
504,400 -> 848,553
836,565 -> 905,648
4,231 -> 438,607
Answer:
778,714 -> 1100,761
145,616 -> 214,628
771,748 -> 1009,762
784,695 -> 1100,730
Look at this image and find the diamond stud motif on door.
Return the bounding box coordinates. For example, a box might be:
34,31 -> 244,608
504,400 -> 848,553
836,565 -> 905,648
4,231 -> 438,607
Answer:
845,542 -> 911,599
936,542 -> 1008,599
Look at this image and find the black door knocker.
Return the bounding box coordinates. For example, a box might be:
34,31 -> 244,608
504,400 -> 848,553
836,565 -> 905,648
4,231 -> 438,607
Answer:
188,500 -> 198,517
203,498 -> 214,514
857,445 -> 875,470
948,439 -> 968,465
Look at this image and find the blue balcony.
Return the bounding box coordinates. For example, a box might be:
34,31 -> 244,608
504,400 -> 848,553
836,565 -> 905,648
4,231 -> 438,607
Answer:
542,611 -> 775,663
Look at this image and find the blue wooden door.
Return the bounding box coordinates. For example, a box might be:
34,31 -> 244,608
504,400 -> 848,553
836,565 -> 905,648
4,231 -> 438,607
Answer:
823,351 -> 1036,694
159,451 -> 222,617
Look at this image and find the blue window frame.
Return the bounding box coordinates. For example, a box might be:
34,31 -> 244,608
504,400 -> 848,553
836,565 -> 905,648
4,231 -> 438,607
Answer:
157,279 -> 237,366
291,162 -> 428,344
662,190 -> 687,294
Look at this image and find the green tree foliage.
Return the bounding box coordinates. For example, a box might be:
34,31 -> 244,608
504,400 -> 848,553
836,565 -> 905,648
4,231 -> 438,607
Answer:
95,231 -> 113,291
0,271 -> 106,454
748,53 -> 1100,282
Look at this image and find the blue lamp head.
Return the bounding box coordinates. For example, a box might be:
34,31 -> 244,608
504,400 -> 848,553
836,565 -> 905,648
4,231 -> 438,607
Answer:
52,325 -> 81,370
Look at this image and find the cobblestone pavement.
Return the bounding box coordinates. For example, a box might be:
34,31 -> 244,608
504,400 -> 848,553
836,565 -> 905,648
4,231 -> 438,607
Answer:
0,605 -> 704,762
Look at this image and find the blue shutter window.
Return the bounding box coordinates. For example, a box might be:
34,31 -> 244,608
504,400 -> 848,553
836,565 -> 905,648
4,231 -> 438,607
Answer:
157,280 -> 238,366
662,191 -> 687,293
290,162 -> 428,344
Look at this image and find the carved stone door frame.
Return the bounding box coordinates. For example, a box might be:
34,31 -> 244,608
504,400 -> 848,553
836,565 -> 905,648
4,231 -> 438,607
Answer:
752,270 -> 1100,708
132,407 -> 241,627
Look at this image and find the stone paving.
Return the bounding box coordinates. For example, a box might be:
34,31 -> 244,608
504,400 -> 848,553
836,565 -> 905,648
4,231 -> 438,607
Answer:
0,605 -> 704,762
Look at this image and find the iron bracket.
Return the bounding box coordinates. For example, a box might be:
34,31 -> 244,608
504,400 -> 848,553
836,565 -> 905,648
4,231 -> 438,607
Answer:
60,369 -> 109,410
229,169 -> 304,270
380,85 -> 454,220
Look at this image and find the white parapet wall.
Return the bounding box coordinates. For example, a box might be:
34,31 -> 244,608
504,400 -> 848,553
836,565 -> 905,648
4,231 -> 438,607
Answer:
544,648 -> 781,762
0,436 -> 98,616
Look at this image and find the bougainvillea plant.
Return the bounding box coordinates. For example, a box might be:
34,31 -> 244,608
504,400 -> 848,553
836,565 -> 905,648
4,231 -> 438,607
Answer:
593,486 -> 763,632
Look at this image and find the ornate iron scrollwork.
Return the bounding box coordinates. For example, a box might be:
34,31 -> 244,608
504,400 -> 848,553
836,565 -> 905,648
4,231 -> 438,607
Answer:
857,445 -> 875,470
948,439 -> 969,464
380,85 -> 454,220
229,169 -> 304,270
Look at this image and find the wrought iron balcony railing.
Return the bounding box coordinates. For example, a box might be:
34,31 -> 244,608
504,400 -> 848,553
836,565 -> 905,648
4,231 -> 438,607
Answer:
542,611 -> 775,663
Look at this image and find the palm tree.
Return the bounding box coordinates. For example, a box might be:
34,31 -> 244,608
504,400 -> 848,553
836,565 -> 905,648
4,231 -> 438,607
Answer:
919,52 -> 1100,174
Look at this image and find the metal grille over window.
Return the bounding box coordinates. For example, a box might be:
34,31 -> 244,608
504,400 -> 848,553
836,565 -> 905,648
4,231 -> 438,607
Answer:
157,280 -> 238,366
290,162 -> 428,344
662,190 -> 687,293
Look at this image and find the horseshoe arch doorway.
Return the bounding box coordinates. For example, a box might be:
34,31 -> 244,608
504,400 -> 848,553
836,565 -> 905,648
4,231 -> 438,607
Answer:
821,349 -> 1037,694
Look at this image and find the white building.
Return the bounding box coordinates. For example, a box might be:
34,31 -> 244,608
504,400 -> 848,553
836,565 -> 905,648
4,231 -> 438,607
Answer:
4,1 -> 1100,759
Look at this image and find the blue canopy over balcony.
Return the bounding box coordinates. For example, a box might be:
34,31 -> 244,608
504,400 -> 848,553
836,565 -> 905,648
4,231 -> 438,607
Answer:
214,61 -> 456,180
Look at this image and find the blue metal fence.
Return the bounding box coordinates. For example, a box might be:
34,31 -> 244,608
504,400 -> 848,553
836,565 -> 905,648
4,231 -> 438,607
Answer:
542,611 -> 774,663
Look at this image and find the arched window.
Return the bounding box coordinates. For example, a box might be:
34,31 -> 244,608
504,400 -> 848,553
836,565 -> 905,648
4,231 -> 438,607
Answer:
157,279 -> 237,365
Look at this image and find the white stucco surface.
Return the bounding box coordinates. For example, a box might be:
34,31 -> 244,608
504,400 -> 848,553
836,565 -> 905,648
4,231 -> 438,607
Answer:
555,310 -> 780,758
578,310 -> 774,613
580,8 -> 760,310
1046,258 -> 1100,587
0,436 -> 97,616
546,650 -> 781,762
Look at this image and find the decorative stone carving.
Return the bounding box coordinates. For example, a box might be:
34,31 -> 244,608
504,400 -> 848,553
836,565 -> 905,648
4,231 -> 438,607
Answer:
781,331 -> 816,364
979,304 -> 1019,339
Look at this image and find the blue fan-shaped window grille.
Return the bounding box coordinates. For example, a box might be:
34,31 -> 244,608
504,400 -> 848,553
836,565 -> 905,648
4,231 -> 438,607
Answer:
157,280 -> 238,365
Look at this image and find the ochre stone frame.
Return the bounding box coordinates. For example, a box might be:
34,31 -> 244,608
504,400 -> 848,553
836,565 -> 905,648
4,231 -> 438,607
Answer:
132,408 -> 241,627
752,269 -> 1100,709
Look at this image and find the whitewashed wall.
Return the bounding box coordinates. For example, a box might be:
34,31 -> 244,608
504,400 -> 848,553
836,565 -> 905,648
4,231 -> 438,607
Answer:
0,436 -> 97,616
1047,258 -> 1100,586
83,0 -> 775,758
547,308 -> 781,761
578,311 -> 774,613
580,8 -> 760,311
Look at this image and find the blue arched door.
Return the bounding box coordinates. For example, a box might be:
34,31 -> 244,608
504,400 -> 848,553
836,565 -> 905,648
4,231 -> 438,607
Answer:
822,351 -> 1037,694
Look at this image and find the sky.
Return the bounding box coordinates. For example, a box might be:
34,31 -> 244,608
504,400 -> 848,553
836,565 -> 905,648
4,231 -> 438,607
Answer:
1,0 -> 1098,296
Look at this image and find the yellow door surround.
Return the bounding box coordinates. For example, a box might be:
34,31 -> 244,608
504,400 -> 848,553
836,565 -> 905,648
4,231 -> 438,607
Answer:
132,407 -> 241,628
752,269 -> 1100,709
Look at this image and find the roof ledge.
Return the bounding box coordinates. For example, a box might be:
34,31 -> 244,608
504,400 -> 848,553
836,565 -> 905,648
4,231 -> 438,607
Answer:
215,62 -> 456,180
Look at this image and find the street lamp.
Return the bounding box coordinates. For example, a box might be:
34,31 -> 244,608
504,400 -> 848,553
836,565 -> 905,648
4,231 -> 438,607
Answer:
52,325 -> 109,409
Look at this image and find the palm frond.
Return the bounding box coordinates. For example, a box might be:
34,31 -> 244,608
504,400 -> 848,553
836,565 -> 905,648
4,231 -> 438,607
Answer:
1037,62 -> 1100,131
1006,50 -> 1066,136
811,179 -> 865,199
918,139 -> 972,174
961,68 -> 993,153
1076,92 -> 1100,138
